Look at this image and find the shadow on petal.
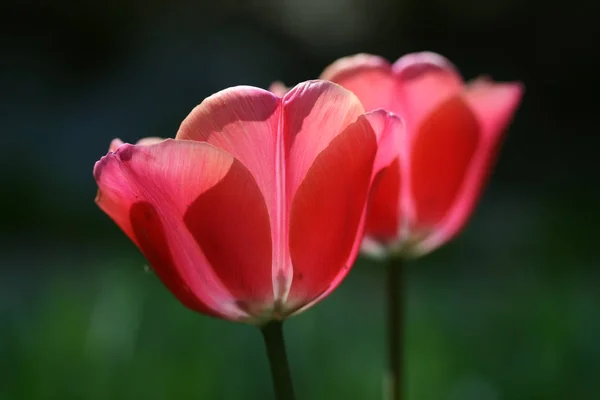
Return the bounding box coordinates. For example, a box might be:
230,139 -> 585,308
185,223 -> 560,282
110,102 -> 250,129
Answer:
184,159 -> 273,312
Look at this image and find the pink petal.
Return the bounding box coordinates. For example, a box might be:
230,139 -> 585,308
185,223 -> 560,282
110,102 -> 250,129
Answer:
292,110 -> 404,312
108,137 -> 164,152
108,138 -> 124,152
94,139 -> 272,321
175,87 -> 280,211
284,80 -> 366,201
281,80 -> 366,307
361,110 -> 405,242
319,53 -> 398,112
183,157 -> 273,316
136,137 -> 165,146
363,109 -> 404,175
409,96 -> 480,233
175,88 -> 283,292
417,80 -> 523,254
364,157 -> 402,240
287,115 -> 377,309
282,80 -> 367,306
269,81 -> 289,97
129,201 -> 219,314
282,80 -> 372,311
464,79 -> 524,141
392,52 -> 464,132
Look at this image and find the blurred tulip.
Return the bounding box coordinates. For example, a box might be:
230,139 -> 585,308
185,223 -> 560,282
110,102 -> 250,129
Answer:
268,81 -> 289,98
94,80 -> 399,325
316,52 -> 524,257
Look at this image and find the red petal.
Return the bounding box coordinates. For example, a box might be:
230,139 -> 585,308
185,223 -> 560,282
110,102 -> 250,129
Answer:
320,53 -> 397,112
284,80 -> 366,201
290,110 -> 403,310
129,201 -> 219,315
94,139 -> 270,320
464,80 -> 524,141
409,96 -> 480,232
183,158 -> 273,315
392,52 -> 463,132
175,87 -> 284,303
287,116 -> 377,309
365,157 -> 402,240
361,110 -> 405,243
281,80 -> 367,307
417,80 -> 523,254
175,86 -> 281,222
364,110 -> 404,173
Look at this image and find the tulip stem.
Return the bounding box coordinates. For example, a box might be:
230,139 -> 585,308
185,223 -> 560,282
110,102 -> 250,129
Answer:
261,321 -> 296,400
386,254 -> 404,400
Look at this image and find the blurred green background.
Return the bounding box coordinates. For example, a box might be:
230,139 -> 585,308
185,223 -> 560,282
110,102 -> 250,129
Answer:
1,0 -> 598,399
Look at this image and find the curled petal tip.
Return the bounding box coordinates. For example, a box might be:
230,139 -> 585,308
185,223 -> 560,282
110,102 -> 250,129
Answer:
361,108 -> 404,170
108,138 -> 124,153
93,151 -> 116,182
108,137 -> 164,155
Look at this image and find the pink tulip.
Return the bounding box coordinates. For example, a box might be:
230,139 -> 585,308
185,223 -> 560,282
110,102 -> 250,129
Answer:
313,52 -> 523,257
94,80 -> 399,324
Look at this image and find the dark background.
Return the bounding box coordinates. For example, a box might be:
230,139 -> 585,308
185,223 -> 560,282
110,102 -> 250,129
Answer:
1,1 -> 598,399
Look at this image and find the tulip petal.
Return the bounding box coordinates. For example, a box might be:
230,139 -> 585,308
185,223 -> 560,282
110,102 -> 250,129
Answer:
136,137 -> 165,146
108,137 -> 164,153
291,110 -> 403,312
287,116 -> 377,310
409,96 -> 480,232
269,81 -> 289,97
363,109 -> 404,176
175,86 -> 281,214
320,53 -> 397,112
417,81 -> 523,253
175,87 -> 285,299
108,138 -> 125,153
284,80 -> 366,200
464,80 -> 524,141
94,139 -> 270,320
183,157 -> 273,315
361,110 -> 405,242
129,201 -> 216,314
281,80 -> 367,305
365,157 -> 402,239
392,52 -> 463,131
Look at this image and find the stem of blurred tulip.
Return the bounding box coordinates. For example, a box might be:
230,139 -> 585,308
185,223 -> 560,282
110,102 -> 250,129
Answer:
261,321 -> 296,400
386,254 -> 404,400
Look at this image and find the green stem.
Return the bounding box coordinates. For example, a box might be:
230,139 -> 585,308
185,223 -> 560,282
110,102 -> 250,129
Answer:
386,254 -> 404,400
261,321 -> 296,400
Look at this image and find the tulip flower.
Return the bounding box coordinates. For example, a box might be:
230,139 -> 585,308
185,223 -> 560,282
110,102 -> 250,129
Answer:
317,52 -> 524,257
301,52 -> 522,400
94,80 -> 399,400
